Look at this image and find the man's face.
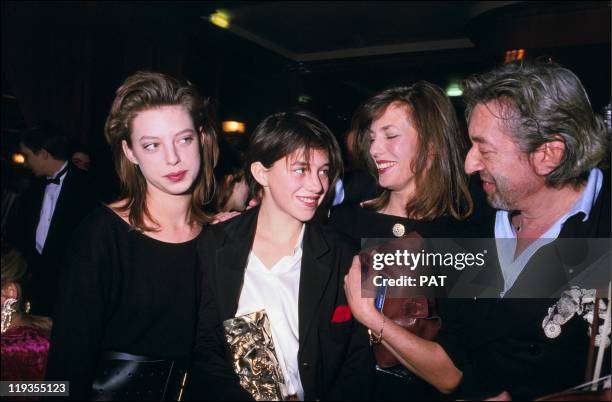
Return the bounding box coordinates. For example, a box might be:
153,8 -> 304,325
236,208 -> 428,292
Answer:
464,102 -> 541,211
19,143 -> 48,177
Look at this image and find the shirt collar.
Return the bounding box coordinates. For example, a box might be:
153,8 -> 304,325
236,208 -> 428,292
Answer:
562,167 -> 603,223
292,224 -> 306,255
496,167 -> 603,239
48,161 -> 69,180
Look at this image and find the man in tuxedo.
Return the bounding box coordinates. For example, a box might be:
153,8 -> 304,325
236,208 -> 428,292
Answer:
8,124 -> 97,317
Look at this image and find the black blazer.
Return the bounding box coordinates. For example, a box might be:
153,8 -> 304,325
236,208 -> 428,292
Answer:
187,207 -> 374,401
437,169 -> 611,400
7,163 -> 97,316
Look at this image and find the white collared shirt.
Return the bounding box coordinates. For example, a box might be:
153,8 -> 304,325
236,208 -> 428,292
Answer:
236,225 -> 305,400
495,168 -> 604,296
35,161 -> 69,254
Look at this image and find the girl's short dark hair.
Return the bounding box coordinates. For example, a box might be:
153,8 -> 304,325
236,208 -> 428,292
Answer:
245,111 -> 343,198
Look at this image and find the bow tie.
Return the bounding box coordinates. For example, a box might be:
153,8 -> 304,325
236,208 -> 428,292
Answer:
45,165 -> 69,186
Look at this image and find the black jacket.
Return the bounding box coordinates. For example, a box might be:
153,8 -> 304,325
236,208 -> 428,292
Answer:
7,163 -> 97,316
437,169 -> 611,400
187,207 -> 374,401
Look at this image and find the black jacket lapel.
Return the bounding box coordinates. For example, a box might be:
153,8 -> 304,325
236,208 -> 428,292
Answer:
214,207 -> 259,320
44,164 -> 75,254
298,224 -> 333,349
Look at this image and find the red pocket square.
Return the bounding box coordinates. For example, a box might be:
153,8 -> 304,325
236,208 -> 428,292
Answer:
331,305 -> 352,323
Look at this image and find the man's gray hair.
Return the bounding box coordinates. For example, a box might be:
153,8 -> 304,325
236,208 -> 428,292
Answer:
463,60 -> 609,187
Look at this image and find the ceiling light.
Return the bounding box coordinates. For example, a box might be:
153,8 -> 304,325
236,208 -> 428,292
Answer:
504,49 -> 526,63
298,94 -> 312,104
209,11 -> 230,29
12,153 -> 25,164
446,83 -> 463,97
222,121 -> 245,134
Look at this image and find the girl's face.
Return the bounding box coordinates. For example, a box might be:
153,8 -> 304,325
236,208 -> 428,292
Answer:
255,148 -> 330,223
368,102 -> 421,193
122,105 -> 202,197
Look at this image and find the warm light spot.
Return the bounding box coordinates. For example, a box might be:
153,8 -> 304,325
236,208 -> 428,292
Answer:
504,49 -> 526,63
209,11 -> 230,29
12,153 -> 25,164
222,121 -> 245,134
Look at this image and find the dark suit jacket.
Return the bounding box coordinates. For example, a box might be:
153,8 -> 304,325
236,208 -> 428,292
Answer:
8,163 -> 97,316
187,207 -> 374,401
437,169 -> 611,400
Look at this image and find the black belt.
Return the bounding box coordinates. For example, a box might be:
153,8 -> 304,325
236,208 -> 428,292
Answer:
91,351 -> 189,401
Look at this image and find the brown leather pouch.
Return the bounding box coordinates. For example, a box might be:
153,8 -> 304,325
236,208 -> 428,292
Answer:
373,296 -> 441,368
359,232 -> 441,368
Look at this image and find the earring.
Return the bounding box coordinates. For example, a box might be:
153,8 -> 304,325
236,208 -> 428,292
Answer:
1,298 -> 18,333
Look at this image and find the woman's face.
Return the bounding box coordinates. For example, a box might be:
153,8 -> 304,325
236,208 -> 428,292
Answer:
368,102 -> 421,194
257,148 -> 330,223
122,105 -> 202,197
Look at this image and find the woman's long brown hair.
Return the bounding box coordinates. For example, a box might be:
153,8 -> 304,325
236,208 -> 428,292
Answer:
352,81 -> 473,220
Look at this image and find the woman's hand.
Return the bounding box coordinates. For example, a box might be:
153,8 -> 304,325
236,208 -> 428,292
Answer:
344,255 -> 383,330
211,198 -> 259,225
246,198 -> 259,209
345,256 -> 463,394
211,211 -> 242,224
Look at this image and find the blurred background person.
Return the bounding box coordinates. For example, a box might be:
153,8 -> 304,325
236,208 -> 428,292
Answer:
211,137 -> 249,213
6,123 -> 97,318
1,246 -> 52,382
70,145 -> 92,171
332,129 -> 381,207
